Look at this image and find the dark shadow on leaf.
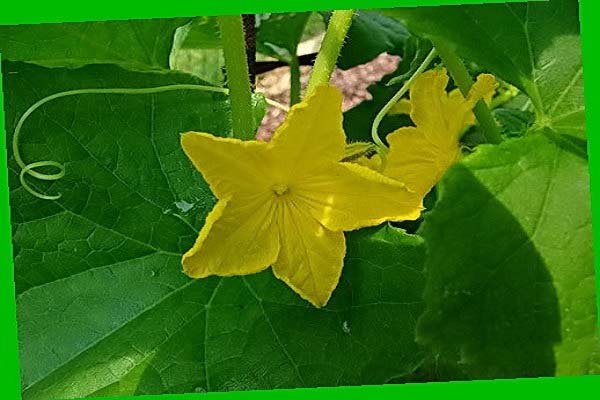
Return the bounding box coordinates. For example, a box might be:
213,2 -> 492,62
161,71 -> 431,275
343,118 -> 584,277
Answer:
417,164 -> 561,379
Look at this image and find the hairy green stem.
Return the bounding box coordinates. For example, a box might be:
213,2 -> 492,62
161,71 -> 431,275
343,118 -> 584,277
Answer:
218,15 -> 255,140
306,10 -> 355,97
289,55 -> 302,106
371,48 -> 438,151
433,40 -> 503,144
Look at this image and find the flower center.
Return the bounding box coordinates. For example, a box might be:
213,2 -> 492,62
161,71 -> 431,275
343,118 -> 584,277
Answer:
272,183 -> 290,196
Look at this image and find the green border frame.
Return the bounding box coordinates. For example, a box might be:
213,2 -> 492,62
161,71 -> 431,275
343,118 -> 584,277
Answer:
580,0 -> 600,332
0,0 -> 537,23
1,0 -> 598,399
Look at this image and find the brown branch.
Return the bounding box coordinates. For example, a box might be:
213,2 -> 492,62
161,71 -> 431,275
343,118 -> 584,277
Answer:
242,14 -> 257,87
255,52 -> 318,75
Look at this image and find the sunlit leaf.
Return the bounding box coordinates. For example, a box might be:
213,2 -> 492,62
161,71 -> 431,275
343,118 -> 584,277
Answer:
417,133 -> 599,378
384,0 -> 585,139
0,18 -> 189,70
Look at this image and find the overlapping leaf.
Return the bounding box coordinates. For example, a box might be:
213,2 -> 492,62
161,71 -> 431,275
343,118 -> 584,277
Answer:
417,133 -> 599,378
0,18 -> 190,70
379,0 -> 598,379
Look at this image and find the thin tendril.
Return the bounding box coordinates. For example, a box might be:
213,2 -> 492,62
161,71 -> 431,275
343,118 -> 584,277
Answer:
13,84 -> 287,200
370,48 -> 438,152
20,161 -> 65,200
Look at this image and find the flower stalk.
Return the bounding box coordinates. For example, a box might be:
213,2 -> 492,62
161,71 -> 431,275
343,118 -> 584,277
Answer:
305,10 -> 355,97
218,15 -> 256,140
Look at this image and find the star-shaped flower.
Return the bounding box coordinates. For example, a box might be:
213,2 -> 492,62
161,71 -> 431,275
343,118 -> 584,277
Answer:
383,69 -> 497,196
180,85 -> 423,307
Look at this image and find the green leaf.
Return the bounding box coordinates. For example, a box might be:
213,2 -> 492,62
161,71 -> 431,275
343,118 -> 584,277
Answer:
170,17 -> 221,50
494,108 -> 535,138
251,92 -> 268,132
300,12 -> 326,42
256,13 -> 311,63
417,133 -> 600,378
5,62 -> 428,399
337,11 -> 410,70
462,108 -> 534,148
0,18 -> 189,71
168,17 -> 225,85
4,61 -> 225,399
384,0 -> 585,139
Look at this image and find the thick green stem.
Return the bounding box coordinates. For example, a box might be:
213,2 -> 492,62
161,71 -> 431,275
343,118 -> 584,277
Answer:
289,55 -> 301,106
306,10 -> 355,97
218,15 -> 255,140
433,40 -> 503,144
371,48 -> 438,151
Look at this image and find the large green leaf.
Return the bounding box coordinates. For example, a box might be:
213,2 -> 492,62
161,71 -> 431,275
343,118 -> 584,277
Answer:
384,0 -> 585,139
4,62 -> 428,399
417,133 -> 599,378
0,18 -> 189,71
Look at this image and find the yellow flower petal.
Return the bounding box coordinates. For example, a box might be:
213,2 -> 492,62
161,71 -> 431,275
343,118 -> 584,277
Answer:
467,73 -> 497,108
272,201 -> 345,307
269,85 -> 346,179
182,194 -> 279,278
409,69 -> 497,145
386,127 -> 461,196
295,162 -> 423,232
353,153 -> 383,172
409,69 -> 456,144
388,98 -> 412,115
384,69 -> 496,196
181,132 -> 273,198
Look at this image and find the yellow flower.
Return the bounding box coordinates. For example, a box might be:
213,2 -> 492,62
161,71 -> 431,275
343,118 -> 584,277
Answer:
180,85 -> 423,307
388,98 -> 412,116
354,153 -> 383,171
383,69 -> 497,197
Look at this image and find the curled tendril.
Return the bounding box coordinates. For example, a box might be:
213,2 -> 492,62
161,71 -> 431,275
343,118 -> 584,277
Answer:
20,161 -> 65,200
13,84 -> 289,201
